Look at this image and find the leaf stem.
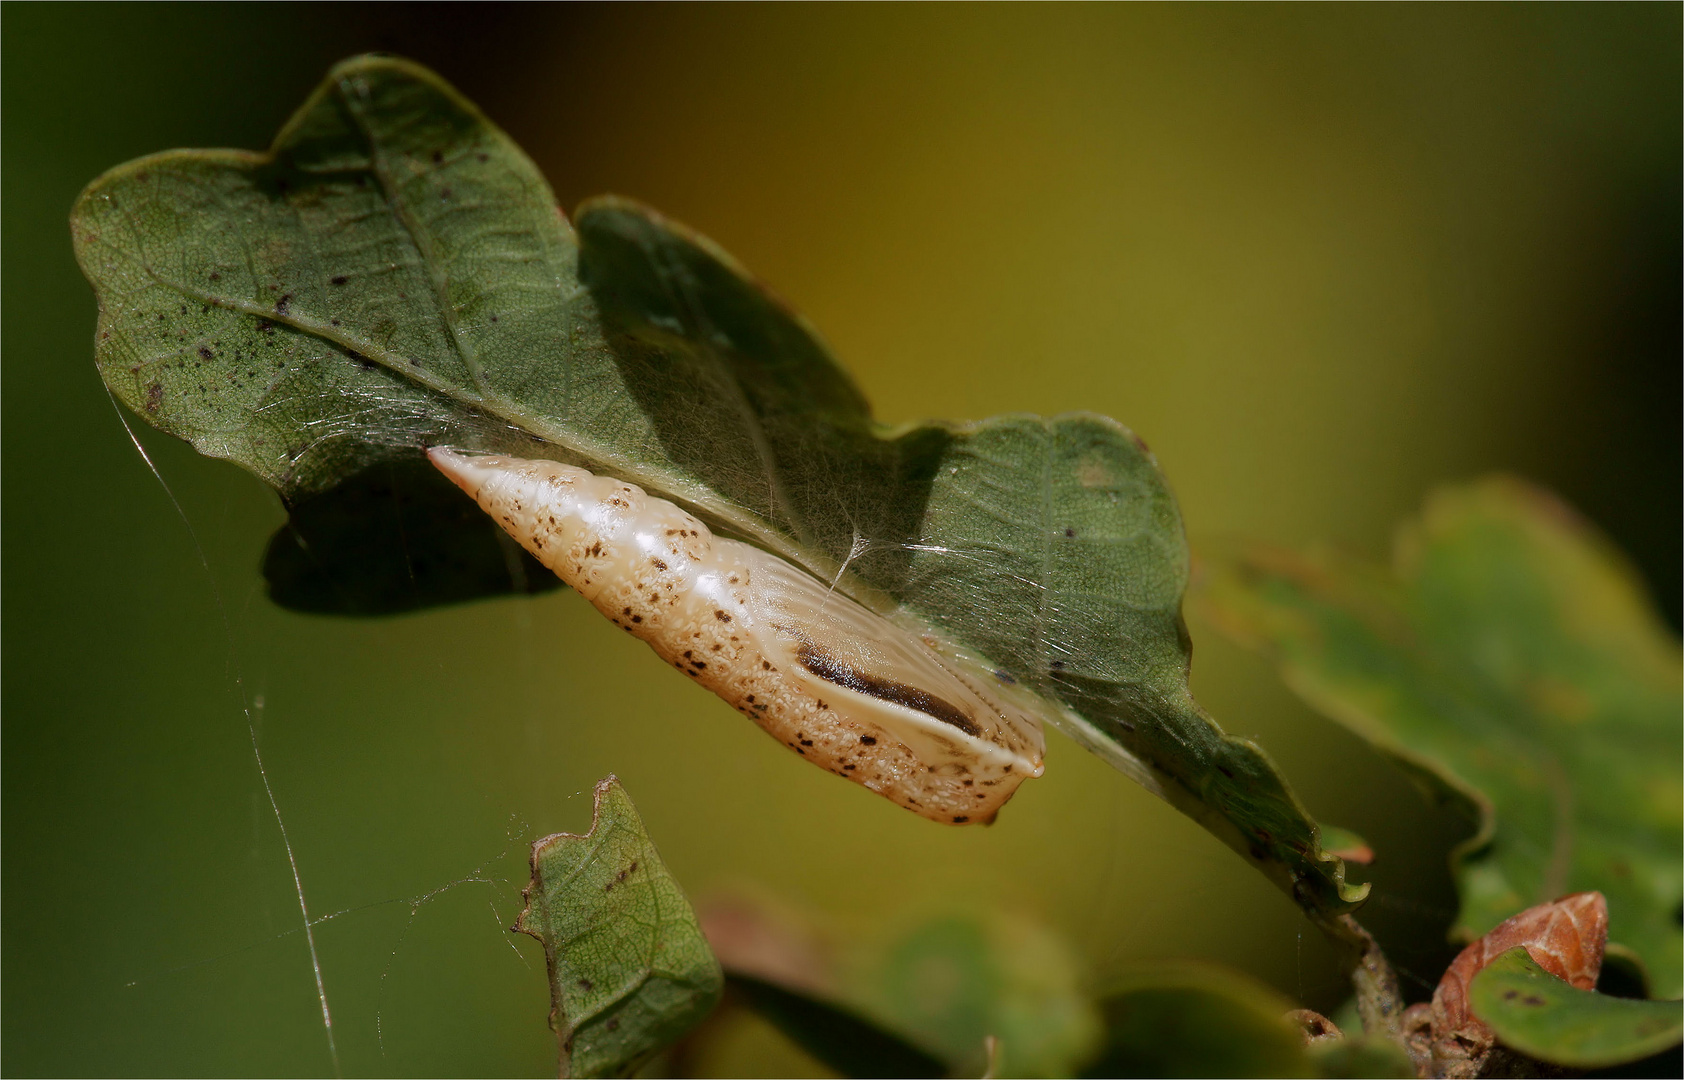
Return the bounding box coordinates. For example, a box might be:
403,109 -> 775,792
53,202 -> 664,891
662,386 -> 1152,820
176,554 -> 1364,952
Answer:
1316,914 -> 1405,1041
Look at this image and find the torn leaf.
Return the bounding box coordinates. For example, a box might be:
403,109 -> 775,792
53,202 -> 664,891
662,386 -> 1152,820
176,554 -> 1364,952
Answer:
514,776 -> 722,1078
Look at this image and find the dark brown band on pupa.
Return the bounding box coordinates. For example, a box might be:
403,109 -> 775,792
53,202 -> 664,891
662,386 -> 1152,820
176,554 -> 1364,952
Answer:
795,643 -> 981,737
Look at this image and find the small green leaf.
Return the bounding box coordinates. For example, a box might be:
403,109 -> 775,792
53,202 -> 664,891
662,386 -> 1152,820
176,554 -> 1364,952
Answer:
75,54 -> 1364,917
1469,946 -> 1683,1069
1078,962 -> 1313,1078
865,911 -> 1102,1078
1316,824 -> 1374,865
1194,478 -> 1684,995
514,776 -> 722,1078
726,974 -> 946,1079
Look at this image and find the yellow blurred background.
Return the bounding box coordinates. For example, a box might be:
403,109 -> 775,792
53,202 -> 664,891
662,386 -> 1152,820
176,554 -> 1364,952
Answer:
4,5 -> 1677,1075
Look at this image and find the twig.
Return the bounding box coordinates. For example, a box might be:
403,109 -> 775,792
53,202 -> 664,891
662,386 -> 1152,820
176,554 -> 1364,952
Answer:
1316,913 -> 1406,1040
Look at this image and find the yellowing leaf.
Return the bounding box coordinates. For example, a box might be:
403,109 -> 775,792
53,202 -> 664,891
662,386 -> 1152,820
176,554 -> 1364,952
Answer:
1195,478 -> 1683,995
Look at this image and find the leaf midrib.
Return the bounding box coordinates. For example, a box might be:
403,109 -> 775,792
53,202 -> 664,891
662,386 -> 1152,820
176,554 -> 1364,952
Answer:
335,71 -> 494,400
122,254 -> 839,585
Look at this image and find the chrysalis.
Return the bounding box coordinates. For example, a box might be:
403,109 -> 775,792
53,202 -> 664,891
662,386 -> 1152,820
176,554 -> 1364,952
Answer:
429,449 -> 1045,823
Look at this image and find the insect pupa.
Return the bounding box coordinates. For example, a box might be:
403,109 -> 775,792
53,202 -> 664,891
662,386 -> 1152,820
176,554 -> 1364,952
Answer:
428,449 -> 1045,824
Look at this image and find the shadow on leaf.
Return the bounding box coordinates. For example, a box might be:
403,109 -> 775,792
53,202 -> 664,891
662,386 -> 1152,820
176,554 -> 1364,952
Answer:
263,453 -> 561,615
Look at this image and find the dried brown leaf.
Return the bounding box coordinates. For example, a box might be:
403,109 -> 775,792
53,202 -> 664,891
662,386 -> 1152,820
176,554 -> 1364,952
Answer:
1403,892 -> 1608,1077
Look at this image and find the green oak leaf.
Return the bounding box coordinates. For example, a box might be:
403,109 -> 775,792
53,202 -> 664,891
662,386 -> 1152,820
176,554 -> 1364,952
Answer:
1080,963 -> 1412,1079
1079,963 -> 1317,1079
514,776 -> 723,1078
1316,825 -> 1374,865
73,54 -> 1364,916
864,911 -> 1102,1078
1469,947 -> 1683,1069
1193,477 -> 1684,996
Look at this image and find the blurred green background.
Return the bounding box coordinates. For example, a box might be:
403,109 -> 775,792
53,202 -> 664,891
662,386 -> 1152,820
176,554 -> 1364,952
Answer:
4,4 -> 1678,1076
